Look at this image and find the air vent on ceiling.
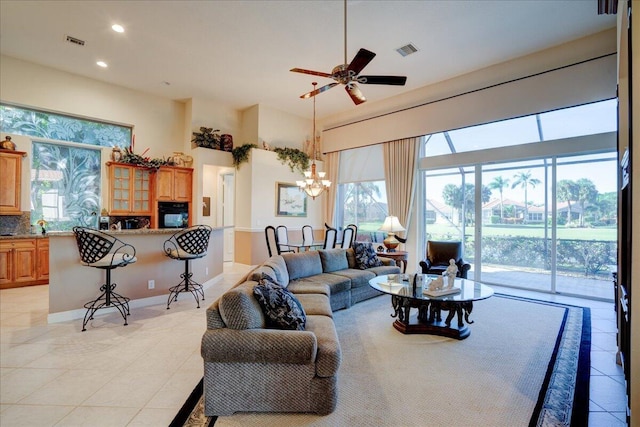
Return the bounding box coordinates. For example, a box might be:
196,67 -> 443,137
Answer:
65,35 -> 85,46
396,43 -> 418,57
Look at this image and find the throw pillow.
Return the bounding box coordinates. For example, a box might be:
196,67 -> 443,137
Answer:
253,279 -> 306,331
353,242 -> 383,270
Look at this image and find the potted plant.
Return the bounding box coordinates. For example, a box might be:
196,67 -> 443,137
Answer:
192,127 -> 221,149
232,143 -> 257,169
273,147 -> 310,174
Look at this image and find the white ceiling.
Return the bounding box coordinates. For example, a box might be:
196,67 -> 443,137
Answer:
0,1 -> 616,120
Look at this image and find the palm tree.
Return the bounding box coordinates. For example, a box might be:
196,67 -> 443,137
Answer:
576,178 -> 598,227
511,170 -> 541,224
488,176 -> 510,223
557,179 -> 579,223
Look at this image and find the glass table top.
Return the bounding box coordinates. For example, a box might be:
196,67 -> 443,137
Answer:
369,274 -> 494,303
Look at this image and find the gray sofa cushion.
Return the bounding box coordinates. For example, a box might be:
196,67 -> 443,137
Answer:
292,272 -> 351,295
219,282 -> 266,330
206,300 -> 225,329
287,281 -> 330,296
368,264 -> 402,276
330,268 -> 376,288
296,293 -> 333,317
319,248 -> 349,273
249,265 -> 279,284
283,251 -> 323,280
263,255 -> 290,287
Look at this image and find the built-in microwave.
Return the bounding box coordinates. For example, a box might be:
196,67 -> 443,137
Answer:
158,202 -> 189,228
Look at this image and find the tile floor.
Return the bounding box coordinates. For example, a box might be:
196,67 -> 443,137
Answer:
0,263 -> 629,426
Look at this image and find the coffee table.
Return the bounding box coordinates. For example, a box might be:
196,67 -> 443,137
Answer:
369,275 -> 494,340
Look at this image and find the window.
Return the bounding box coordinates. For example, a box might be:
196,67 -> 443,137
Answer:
420,99 -> 617,300
0,104 -> 132,230
335,181 -> 388,241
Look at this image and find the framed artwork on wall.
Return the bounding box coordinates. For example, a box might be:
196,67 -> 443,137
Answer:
276,182 -> 307,217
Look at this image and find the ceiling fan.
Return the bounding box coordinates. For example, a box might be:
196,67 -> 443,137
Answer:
290,0 -> 407,105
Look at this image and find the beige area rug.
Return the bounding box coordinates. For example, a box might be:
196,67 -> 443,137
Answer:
176,294 -> 590,427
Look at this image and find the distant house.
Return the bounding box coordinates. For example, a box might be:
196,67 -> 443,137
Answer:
426,199 -> 454,224
482,199 -> 584,224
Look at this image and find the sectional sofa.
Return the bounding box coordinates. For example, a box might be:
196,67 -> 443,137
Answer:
200,247 -> 401,416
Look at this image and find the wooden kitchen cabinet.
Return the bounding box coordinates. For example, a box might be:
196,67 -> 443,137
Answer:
156,166 -> 193,202
0,238 -> 48,288
0,150 -> 26,215
36,238 -> 49,281
108,163 -> 152,215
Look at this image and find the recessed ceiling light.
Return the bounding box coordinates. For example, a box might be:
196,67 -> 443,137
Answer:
111,24 -> 125,33
96,61 -> 108,68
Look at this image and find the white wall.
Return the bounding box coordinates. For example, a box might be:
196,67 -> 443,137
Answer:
245,149 -> 325,232
0,55 -> 186,160
320,29 -> 617,153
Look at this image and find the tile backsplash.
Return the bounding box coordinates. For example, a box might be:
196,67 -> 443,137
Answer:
0,212 -> 32,235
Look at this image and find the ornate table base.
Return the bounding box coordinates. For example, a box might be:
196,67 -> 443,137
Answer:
390,295 -> 474,340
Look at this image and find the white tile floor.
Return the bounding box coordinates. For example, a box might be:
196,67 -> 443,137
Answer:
0,264 -> 629,426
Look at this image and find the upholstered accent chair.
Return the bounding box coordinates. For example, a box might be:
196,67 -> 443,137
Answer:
419,240 -> 471,279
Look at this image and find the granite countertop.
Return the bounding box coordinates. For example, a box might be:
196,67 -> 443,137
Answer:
0,233 -> 50,240
1,226 -> 230,240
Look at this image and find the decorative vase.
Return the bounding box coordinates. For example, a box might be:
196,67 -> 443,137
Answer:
1,135 -> 16,150
111,147 -> 123,162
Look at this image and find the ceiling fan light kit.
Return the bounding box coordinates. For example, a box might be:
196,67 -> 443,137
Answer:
290,0 -> 407,105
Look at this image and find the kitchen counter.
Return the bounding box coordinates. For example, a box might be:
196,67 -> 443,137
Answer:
0,233 -> 49,240
47,226 -> 227,323
0,228 -> 183,240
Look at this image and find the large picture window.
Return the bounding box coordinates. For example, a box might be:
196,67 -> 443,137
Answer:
420,99 -> 617,300
1,104 -> 132,231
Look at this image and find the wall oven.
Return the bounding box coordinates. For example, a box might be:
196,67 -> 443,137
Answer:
158,202 -> 189,228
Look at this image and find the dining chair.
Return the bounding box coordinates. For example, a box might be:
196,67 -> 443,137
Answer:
346,223 -> 358,242
340,226 -> 355,249
323,227 -> 337,249
302,225 -> 314,245
265,226 -> 279,257
276,225 -> 293,253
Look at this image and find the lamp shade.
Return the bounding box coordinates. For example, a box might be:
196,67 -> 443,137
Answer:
379,216 -> 405,252
379,216 -> 405,233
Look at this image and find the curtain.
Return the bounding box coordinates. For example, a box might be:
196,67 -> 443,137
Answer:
323,151 -> 340,227
383,137 -> 418,238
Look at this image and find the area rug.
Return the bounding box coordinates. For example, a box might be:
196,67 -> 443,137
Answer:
171,294 -> 590,427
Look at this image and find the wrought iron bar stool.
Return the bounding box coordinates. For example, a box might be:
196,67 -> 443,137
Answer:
164,225 -> 212,309
73,226 -> 137,331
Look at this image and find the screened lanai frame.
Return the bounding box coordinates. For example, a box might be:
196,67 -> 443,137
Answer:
419,99 -> 618,299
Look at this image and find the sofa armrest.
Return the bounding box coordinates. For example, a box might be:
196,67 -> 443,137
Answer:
419,259 -> 432,273
201,328 -> 317,365
457,259 -> 471,278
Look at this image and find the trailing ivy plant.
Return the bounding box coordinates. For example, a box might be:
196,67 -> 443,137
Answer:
273,147 -> 310,174
231,143 -> 257,169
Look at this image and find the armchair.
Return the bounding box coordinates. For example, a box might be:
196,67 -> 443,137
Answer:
419,241 -> 471,279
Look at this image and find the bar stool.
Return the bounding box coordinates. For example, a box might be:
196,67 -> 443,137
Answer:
73,226 -> 136,331
164,225 -> 212,309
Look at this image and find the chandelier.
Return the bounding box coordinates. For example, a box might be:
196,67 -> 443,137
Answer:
297,82 -> 331,199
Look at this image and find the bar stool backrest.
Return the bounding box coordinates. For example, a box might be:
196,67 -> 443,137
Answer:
73,226 -> 136,267
302,225 -> 314,244
323,228 -> 337,249
340,227 -> 355,249
164,225 -> 212,259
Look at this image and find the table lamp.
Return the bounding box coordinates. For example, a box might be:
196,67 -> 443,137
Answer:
379,216 -> 405,252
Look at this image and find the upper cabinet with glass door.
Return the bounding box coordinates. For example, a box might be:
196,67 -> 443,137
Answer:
108,163 -> 152,215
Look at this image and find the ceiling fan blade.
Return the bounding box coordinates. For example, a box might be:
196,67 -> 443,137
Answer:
359,75 -> 407,86
345,83 -> 366,105
290,68 -> 333,78
300,82 -> 338,99
346,48 -> 376,75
